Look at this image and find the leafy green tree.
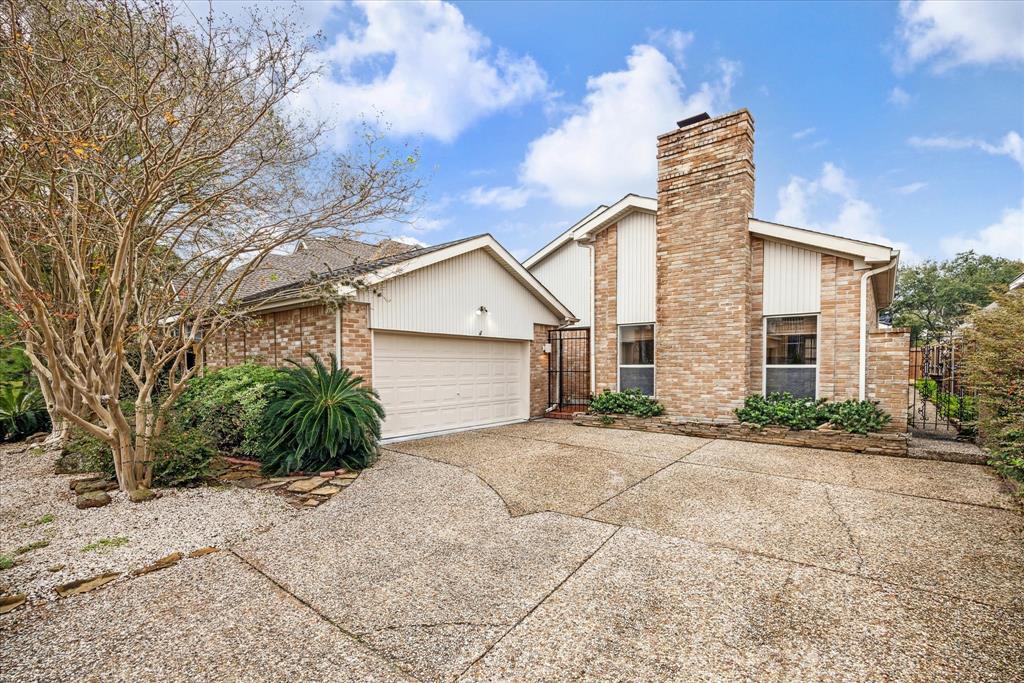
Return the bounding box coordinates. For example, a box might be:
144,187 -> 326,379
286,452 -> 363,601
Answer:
891,251 -> 1023,343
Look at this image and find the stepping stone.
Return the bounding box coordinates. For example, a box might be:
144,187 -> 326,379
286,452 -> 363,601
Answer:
0,594 -> 26,614
330,478 -> 352,486
55,572 -> 120,597
302,498 -> 321,508
234,477 -> 268,489
310,485 -> 341,496
257,481 -> 287,490
132,552 -> 182,576
188,546 -> 219,559
286,478 -> 325,494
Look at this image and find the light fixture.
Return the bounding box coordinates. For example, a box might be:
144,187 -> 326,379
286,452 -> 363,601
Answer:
476,305 -> 488,315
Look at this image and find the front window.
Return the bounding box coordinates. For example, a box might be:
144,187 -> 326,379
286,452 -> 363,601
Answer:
619,324 -> 655,396
764,315 -> 817,399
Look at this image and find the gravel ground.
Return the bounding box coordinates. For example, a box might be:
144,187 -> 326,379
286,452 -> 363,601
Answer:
0,442 -> 298,605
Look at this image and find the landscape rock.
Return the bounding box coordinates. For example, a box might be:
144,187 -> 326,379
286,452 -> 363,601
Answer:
128,487 -> 157,503
310,485 -> 341,496
55,572 -> 120,597
0,593 -> 27,614
73,478 -> 117,495
188,547 -> 219,559
75,491 -> 111,509
286,478 -> 324,494
302,498 -> 321,508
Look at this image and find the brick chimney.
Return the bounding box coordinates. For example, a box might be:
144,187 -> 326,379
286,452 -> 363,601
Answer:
655,109 -> 755,418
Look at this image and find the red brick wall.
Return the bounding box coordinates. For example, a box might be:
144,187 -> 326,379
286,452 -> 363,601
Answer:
868,328 -> 910,429
655,109 -> 755,418
339,302 -> 372,386
593,225 -> 618,394
530,323 -> 557,416
204,304 -> 337,370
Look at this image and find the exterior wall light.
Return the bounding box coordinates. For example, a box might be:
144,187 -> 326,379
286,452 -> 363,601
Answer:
476,305 -> 488,315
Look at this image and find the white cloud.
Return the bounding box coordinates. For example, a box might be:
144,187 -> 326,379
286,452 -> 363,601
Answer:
893,181 -> 928,195
792,127 -> 817,140
888,86 -> 912,107
517,43 -> 738,207
940,201 -> 1024,260
908,131 -> 1024,168
647,29 -> 694,66
464,185 -> 533,211
391,234 -> 429,247
896,0 -> 1024,71
290,1 -> 547,147
407,216 -> 449,233
774,163 -> 918,262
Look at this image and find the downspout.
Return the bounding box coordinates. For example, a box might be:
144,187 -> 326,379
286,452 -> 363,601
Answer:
859,258 -> 898,400
335,307 -> 342,361
582,240 -> 597,395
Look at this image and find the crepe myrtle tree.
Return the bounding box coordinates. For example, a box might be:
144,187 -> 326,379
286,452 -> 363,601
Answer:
0,0 -> 420,493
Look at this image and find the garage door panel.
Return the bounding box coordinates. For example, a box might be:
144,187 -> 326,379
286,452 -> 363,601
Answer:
374,332 -> 529,439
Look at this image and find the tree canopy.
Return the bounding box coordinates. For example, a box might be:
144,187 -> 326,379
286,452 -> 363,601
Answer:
890,251 -> 1023,344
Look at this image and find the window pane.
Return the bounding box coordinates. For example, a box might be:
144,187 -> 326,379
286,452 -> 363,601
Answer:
766,367 -> 816,399
620,325 -> 654,365
620,367 -> 654,396
766,316 -> 817,365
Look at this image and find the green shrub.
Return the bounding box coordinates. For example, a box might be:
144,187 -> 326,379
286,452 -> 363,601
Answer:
82,536 -> 128,552
735,393 -> 891,434
588,389 -> 665,418
176,364 -> 281,458
735,393 -> 822,430
262,354 -> 383,475
819,399 -> 891,435
0,555 -> 12,570
0,382 -> 50,442
60,422 -> 215,487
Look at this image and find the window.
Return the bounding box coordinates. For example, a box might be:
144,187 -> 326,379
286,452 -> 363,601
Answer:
764,315 -> 817,399
619,324 -> 655,396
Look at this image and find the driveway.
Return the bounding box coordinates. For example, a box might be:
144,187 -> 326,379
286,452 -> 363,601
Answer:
3,420 -> 1022,681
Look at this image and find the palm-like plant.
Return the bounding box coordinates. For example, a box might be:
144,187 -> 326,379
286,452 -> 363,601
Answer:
262,354 -> 384,475
0,382 -> 49,442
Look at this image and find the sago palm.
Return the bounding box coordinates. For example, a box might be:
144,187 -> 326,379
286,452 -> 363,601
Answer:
262,354 -> 384,475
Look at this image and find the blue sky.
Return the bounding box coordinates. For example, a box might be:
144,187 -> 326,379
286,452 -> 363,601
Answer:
196,1 -> 1024,263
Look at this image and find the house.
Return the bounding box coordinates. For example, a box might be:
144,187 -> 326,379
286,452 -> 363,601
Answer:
525,110 -> 909,427
204,234 -> 576,440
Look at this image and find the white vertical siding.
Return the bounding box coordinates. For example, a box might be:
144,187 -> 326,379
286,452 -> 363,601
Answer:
355,248 -> 560,340
763,240 -> 822,315
616,211 -> 657,324
529,241 -> 591,327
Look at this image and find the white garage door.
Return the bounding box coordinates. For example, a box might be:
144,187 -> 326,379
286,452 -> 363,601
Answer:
373,332 -> 530,440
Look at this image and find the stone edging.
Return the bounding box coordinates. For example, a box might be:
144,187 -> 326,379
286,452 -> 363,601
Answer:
573,413 -> 909,457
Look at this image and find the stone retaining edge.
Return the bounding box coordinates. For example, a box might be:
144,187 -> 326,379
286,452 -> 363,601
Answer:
572,413 -> 909,457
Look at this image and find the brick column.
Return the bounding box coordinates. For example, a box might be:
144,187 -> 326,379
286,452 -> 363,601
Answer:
592,225 -> 618,393
867,328 -> 910,429
655,109 -> 755,418
530,323 -> 556,417
339,301 -> 373,386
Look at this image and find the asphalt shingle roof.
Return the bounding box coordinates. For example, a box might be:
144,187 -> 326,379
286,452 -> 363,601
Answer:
236,234 -> 484,303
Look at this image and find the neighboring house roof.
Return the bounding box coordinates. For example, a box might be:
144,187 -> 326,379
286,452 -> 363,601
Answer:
243,234 -> 577,323
227,237 -> 417,300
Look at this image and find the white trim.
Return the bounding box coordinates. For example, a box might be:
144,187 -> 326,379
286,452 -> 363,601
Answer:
617,322 -> 656,396
339,235 -> 576,324
572,194 -> 657,242
585,242 -> 596,394
380,418 -> 528,444
523,205 -> 608,269
762,314 -> 820,399
749,219 -> 895,267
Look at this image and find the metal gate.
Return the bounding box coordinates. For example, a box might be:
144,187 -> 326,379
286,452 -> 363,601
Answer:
908,335 -> 977,437
548,328 -> 590,412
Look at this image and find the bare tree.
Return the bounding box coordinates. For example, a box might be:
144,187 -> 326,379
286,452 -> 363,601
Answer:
0,0 -> 419,494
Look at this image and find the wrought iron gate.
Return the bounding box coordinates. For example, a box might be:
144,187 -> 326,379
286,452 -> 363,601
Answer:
907,335 -> 977,437
548,328 -> 590,411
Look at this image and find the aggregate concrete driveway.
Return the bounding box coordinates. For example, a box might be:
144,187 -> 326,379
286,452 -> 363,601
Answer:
3,420 -> 1022,682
